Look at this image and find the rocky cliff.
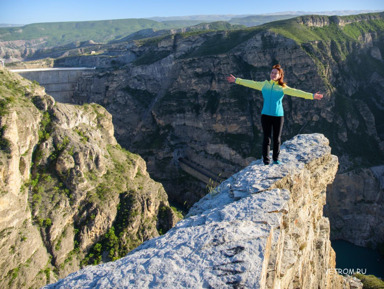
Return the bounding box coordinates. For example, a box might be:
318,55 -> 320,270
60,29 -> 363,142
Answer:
0,21 -> 243,65
43,134 -> 363,289
63,13 -> 384,208
0,67 -> 180,289
325,166 -> 384,248
4,13 -> 384,285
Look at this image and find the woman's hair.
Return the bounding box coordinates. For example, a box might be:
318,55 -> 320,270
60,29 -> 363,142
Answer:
272,64 -> 287,87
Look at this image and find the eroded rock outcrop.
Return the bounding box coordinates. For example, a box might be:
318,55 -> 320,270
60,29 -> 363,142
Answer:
0,67 -> 179,289
61,14 -> 384,212
325,166 -> 384,248
44,134 -> 362,289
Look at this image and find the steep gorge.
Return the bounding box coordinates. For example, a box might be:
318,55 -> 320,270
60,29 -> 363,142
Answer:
44,134 -> 363,289
2,12 -> 384,288
0,67 -> 180,288
64,13 -> 384,251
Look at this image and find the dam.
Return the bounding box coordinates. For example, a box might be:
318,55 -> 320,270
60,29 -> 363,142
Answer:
10,67 -> 96,103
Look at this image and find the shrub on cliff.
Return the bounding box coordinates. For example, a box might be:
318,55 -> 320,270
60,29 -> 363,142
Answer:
354,274 -> 384,289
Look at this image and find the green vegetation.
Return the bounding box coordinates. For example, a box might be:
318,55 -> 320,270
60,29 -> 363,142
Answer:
0,66 -> 175,286
7,266 -> 20,286
182,28 -> 261,58
134,34 -> 171,47
0,74 -> 25,97
38,111 -> 52,141
354,274 -> 384,289
81,191 -> 143,266
131,22 -> 245,64
134,21 -> 243,47
75,128 -> 89,143
95,183 -> 109,202
266,13 -> 384,45
38,218 -> 52,228
44,267 -> 51,283
0,96 -> 15,116
191,21 -> 244,31
0,19 -> 198,48
229,14 -> 298,27
170,206 -> 184,219
254,12 -> 384,167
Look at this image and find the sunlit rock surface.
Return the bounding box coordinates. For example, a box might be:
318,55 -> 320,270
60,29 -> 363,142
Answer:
45,134 -> 362,289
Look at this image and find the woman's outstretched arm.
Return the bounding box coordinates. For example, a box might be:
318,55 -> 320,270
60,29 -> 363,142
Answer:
226,74 -> 236,83
313,92 -> 323,100
226,74 -> 265,90
283,86 -> 323,100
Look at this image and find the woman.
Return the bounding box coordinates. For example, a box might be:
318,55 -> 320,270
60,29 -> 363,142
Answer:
227,64 -> 323,165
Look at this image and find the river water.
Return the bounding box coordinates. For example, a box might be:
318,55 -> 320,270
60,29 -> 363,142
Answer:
332,240 -> 384,278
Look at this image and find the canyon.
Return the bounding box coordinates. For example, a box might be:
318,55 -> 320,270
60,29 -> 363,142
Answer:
44,134 -> 363,289
1,12 -> 384,288
55,13 -> 384,251
0,67 -> 180,288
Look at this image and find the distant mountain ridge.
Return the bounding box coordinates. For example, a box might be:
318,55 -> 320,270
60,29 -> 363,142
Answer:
0,18 -> 199,46
47,11 -> 384,209
0,24 -> 23,27
150,10 -> 382,22
2,11 -> 384,288
1,10 -> 381,48
0,18 -> 245,63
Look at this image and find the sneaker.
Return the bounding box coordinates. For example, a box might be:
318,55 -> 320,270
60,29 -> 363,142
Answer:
273,160 -> 281,165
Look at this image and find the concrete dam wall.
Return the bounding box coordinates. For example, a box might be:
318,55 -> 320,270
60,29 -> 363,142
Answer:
11,68 -> 96,103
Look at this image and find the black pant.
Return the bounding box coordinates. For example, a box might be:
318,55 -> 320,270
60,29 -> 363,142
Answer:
261,114 -> 284,164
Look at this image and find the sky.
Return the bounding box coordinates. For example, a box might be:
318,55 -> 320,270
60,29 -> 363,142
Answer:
1,0 -> 383,25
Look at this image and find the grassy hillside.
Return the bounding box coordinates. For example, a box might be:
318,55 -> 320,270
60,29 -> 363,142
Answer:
173,12 -> 384,60
229,14 -> 298,27
0,18 -> 201,47
262,13 -> 384,166
264,12 -> 384,44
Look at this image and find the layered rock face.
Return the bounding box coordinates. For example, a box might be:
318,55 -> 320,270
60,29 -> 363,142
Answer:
325,166 -> 384,248
66,14 -> 384,212
0,67 -> 179,289
60,14 -> 384,255
44,134 -> 362,289
71,30 -> 326,206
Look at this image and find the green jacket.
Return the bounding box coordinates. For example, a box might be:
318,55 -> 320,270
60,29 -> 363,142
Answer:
235,78 -> 314,116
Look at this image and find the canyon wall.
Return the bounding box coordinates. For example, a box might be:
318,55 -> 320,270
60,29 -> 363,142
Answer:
65,14 -> 384,214
44,134 -> 362,289
0,67 -> 179,289
325,166 -> 384,248
2,13 -> 383,288
13,13 -> 379,252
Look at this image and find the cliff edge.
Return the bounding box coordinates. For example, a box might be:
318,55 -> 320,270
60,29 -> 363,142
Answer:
45,133 -> 362,289
0,67 -> 179,289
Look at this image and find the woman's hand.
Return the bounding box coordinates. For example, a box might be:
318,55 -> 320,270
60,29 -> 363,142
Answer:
313,92 -> 323,100
226,74 -> 236,83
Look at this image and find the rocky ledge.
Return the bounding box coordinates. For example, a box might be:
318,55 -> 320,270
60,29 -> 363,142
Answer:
45,134 -> 362,289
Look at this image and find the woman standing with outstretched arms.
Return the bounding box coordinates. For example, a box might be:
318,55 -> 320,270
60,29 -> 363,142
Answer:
227,64 -> 323,165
